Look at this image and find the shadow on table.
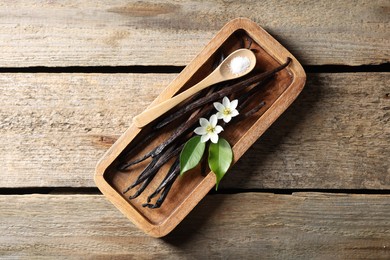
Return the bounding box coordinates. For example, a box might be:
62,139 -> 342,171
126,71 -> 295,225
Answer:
222,72 -> 324,189
162,193 -> 224,246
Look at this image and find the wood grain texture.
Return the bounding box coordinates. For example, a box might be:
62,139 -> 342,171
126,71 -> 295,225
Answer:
0,73 -> 388,188
0,193 -> 389,259
0,73 -> 175,187
0,1 -> 388,67
226,72 -> 390,189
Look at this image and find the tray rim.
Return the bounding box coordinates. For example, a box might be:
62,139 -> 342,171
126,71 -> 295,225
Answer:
95,17 -> 306,237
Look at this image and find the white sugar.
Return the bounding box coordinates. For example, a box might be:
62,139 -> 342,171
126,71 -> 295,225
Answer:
229,56 -> 251,75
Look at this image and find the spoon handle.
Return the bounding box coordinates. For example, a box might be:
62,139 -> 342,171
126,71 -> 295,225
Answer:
133,71 -> 221,128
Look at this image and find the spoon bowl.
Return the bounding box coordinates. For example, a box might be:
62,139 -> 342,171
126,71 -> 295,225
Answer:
133,48 -> 257,128
219,49 -> 257,79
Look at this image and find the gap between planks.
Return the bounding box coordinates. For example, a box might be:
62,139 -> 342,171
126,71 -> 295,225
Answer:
1,187 -> 390,196
0,63 -> 388,74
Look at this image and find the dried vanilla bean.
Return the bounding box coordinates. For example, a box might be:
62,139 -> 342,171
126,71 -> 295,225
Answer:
122,151 -> 160,194
125,144 -> 178,199
128,175 -> 154,199
142,180 -> 176,209
234,76 -> 272,108
143,170 -> 179,209
239,101 -> 266,119
123,143 -> 184,191
146,160 -> 180,203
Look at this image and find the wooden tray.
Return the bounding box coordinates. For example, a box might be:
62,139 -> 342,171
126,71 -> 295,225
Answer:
95,18 -> 306,237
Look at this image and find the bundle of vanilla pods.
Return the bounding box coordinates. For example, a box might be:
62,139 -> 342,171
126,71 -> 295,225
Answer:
118,40 -> 291,209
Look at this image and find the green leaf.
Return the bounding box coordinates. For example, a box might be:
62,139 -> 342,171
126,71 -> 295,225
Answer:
208,137 -> 233,190
180,136 -> 206,176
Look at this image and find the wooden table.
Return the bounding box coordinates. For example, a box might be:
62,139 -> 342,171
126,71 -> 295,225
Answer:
1,1 -> 389,259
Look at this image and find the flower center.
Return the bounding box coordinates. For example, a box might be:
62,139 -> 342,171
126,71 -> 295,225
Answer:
223,108 -> 231,116
206,125 -> 215,133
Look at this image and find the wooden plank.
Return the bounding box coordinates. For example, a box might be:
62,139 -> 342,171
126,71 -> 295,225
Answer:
0,73 -> 175,187
0,1 -> 388,67
0,73 -> 388,188
0,193 -> 389,258
226,72 -> 390,189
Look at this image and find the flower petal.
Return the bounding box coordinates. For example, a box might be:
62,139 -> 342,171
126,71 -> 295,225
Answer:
200,134 -> 210,143
210,114 -> 218,127
209,132 -> 219,143
231,109 -> 239,117
222,96 -> 230,107
215,125 -> 224,134
216,111 -> 224,119
199,118 -> 209,127
213,102 -> 224,112
223,115 -> 232,123
194,127 -> 207,135
230,99 -> 238,109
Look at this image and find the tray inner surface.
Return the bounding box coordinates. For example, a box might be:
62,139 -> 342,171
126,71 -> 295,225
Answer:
103,29 -> 293,225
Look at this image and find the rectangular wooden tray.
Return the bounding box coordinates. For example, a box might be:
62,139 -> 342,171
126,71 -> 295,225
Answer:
95,18 -> 306,237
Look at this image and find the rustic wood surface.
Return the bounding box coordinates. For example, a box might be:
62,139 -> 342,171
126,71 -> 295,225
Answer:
1,0 -> 389,258
94,18 -> 308,237
0,73 -> 388,188
1,193 -> 389,259
0,0 -> 388,67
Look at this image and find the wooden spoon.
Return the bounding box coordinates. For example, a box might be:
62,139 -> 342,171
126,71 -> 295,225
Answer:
133,48 -> 257,128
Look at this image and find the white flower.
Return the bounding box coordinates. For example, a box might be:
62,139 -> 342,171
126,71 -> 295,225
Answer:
213,97 -> 239,123
194,114 -> 223,143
